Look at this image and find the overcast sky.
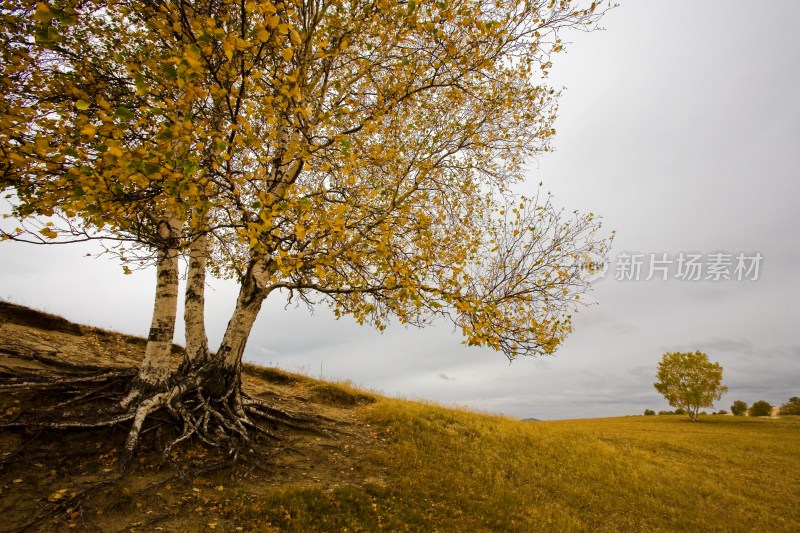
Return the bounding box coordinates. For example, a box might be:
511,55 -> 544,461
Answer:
2,1 -> 799,419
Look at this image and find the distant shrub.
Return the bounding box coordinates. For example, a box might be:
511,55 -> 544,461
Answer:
657,409 -> 686,415
674,407 -> 686,415
779,397 -> 800,416
731,400 -> 748,416
715,409 -> 728,415
749,400 -> 773,417
644,409 -> 655,416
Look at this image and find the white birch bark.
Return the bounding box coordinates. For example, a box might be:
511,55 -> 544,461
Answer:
184,233 -> 208,361
132,218 -> 180,389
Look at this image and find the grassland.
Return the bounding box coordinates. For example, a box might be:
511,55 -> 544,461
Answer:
246,403 -> 800,532
1,302 -> 798,531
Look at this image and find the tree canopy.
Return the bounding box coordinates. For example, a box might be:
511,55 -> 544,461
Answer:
1,0 -> 612,458
748,400 -> 773,418
654,351 -> 728,422
779,397 -> 800,416
730,400 -> 748,416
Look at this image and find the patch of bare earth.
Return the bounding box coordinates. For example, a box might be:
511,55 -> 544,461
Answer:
0,301 -> 386,532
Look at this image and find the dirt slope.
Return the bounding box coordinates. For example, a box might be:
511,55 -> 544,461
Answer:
0,301 -> 385,532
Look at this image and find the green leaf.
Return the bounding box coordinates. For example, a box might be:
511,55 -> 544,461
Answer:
161,64 -> 178,81
182,159 -> 198,173
144,163 -> 161,175
115,106 -> 134,120
75,99 -> 91,110
35,28 -> 50,43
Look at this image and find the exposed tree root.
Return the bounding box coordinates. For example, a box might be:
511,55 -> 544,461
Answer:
0,361 -> 322,470
0,370 -> 134,390
119,382 -> 290,467
243,396 -> 333,433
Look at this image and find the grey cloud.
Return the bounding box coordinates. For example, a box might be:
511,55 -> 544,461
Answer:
679,338 -> 756,355
608,322 -> 638,335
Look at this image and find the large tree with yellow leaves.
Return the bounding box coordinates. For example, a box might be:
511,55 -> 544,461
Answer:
1,0 -> 611,458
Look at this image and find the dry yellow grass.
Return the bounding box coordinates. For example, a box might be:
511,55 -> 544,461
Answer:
248,400 -> 800,532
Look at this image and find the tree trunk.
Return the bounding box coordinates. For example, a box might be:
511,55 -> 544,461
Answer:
122,218 -> 180,408
207,261 -> 270,392
122,258 -> 276,457
184,233 -> 208,361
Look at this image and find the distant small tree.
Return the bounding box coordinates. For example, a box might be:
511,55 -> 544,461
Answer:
657,409 -> 686,415
715,409 -> 728,415
749,400 -> 774,417
644,409 -> 655,416
779,397 -> 800,416
731,400 -> 748,416
654,351 -> 728,422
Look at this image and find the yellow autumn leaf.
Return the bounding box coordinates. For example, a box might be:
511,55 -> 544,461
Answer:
185,55 -> 203,70
34,2 -> 52,23
48,488 -> 68,501
80,124 -> 97,137
281,48 -> 293,61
